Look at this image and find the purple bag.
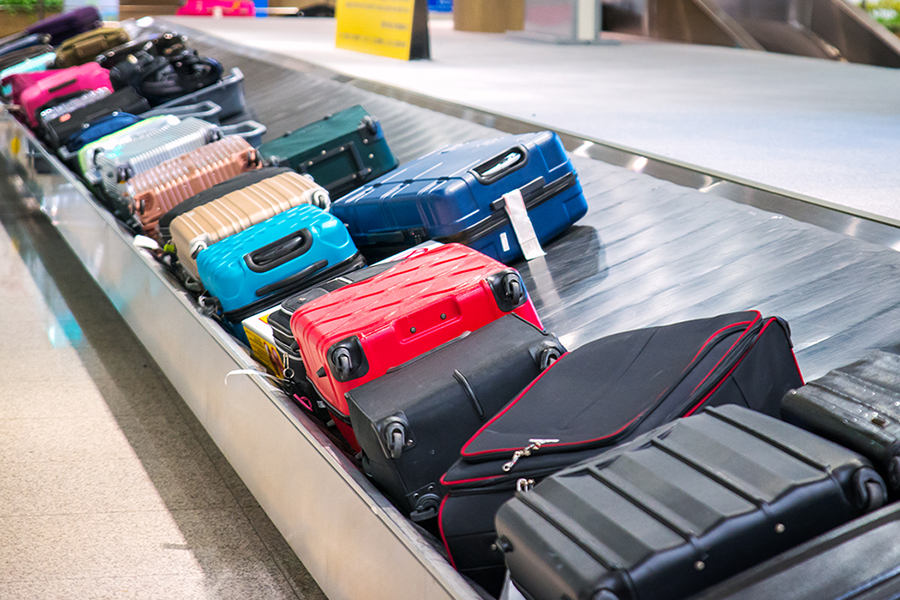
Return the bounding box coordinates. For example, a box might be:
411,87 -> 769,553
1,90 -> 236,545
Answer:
26,7 -> 101,46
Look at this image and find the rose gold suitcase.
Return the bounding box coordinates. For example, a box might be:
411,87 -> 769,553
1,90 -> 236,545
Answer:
169,170 -> 331,281
126,136 -> 262,240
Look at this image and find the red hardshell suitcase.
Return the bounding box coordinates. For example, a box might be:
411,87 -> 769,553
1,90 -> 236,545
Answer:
15,63 -> 112,127
290,243 -> 543,443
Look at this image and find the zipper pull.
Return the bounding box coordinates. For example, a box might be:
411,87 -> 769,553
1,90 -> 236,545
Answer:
502,438 -> 559,472
516,478 -> 535,493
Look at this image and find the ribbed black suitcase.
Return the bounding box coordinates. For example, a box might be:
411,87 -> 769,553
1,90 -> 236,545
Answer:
41,88 -> 151,150
496,405 -> 887,600
782,349 -> 900,495
438,311 -> 805,594
690,502 -> 900,600
158,167 -> 293,243
347,313 -> 565,521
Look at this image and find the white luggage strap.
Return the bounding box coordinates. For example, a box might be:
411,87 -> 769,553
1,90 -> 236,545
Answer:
501,188 -> 545,261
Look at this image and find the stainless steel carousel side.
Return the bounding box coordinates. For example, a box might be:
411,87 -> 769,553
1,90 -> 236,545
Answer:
0,111 -> 480,600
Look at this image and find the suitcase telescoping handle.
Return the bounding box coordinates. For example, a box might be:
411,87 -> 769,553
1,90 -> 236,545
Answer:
471,145 -> 529,185
244,229 -> 313,273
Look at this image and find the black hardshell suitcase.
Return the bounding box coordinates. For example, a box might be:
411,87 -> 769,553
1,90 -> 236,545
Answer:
782,349 -> 900,495
690,502 -> 900,600
41,87 -> 151,150
347,313 -> 565,521
438,311 -> 805,594
495,405 -> 887,600
158,166 -> 293,243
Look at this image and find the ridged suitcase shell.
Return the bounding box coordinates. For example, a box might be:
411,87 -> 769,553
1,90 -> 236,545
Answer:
94,117 -> 221,201
127,136 -> 262,240
76,115 -> 178,177
197,203 -> 360,318
169,171 -> 331,280
782,349 -> 900,494
495,405 -> 887,600
289,243 -> 544,421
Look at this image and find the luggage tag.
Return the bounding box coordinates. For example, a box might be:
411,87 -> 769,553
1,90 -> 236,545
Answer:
501,188 -> 545,261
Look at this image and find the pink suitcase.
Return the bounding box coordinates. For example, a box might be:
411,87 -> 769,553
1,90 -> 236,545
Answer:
2,69 -> 57,105
176,0 -> 256,16
16,63 -> 112,128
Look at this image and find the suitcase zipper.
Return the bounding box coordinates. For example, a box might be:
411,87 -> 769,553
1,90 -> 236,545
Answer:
453,316 -> 765,478
436,172 -> 578,246
351,172 -> 577,248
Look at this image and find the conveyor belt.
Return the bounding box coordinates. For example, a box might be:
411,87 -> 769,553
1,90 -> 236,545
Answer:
174,23 -> 900,380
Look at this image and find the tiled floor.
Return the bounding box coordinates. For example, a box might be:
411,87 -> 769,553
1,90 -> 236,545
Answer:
0,165 -> 327,598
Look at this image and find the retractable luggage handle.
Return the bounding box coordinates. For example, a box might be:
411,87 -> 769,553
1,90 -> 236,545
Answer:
219,120 -> 267,148
142,101 -> 222,124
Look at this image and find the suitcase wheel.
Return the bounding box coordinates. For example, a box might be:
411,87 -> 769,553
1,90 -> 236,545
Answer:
852,467 -> 887,512
385,421 -> 406,459
327,336 -> 368,382
890,456 -> 900,490
409,493 -> 440,522
333,347 -> 352,379
116,165 -> 134,184
310,188 -> 330,209
359,115 -> 379,137
538,346 -> 561,370
488,270 -> 527,312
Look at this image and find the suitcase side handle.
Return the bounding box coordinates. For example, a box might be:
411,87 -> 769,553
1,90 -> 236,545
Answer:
471,145 -> 528,185
244,229 -> 313,273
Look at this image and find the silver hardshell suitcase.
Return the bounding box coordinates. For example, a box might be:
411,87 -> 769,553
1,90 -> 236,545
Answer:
94,117 -> 221,200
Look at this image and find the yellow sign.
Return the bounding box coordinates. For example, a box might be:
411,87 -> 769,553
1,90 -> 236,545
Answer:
335,0 -> 430,60
10,136 -> 20,156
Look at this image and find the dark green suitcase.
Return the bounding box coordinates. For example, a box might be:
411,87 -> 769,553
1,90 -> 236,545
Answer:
257,105 -> 398,200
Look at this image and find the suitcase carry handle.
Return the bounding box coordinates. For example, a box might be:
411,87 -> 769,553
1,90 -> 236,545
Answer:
471,145 -> 528,184
219,120 -> 267,148
255,259 -> 329,297
245,229 -> 313,273
46,78 -> 78,94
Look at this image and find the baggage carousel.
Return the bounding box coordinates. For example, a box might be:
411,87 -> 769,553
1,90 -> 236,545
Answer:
4,18 -> 900,600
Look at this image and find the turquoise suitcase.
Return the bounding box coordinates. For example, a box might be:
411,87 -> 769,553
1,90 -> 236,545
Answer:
0,52 -> 55,97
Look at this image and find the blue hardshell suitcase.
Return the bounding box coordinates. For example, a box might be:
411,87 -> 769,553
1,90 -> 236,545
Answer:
330,131 -> 588,264
197,204 -> 363,324
64,112 -> 142,152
